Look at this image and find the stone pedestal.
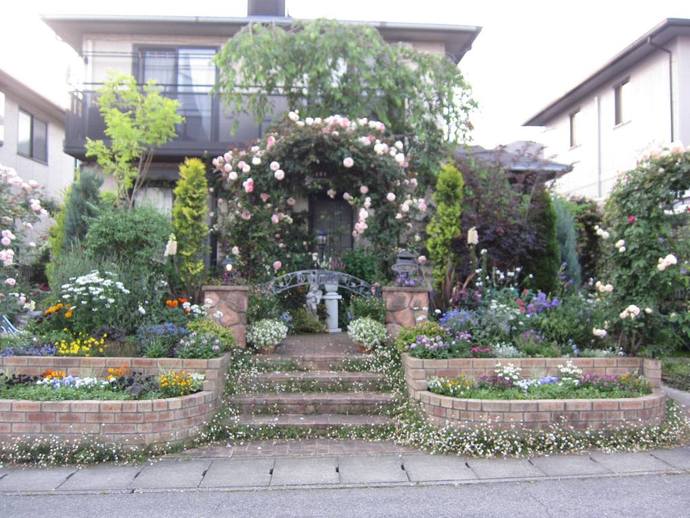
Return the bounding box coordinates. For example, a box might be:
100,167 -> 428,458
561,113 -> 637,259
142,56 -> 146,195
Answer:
201,285 -> 249,347
382,286 -> 429,337
323,283 -> 342,333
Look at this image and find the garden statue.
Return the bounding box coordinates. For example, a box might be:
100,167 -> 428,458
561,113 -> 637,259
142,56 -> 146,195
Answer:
305,273 -> 323,315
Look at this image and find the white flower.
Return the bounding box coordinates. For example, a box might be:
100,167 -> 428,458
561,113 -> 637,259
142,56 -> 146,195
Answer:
619,304 -> 641,320
274,169 -> 285,181
618,246 -> 626,253
343,157 -> 354,168
394,153 -> 405,165
231,246 -> 240,256
327,189 -> 337,199
645,307 -> 653,314
138,305 -> 146,315
394,140 -> 404,150
360,185 -> 369,194
164,234 -> 177,257
386,192 -> 396,202
657,254 -> 678,271
592,328 -> 607,338
228,171 -> 238,181
467,226 -> 479,246
288,111 -> 300,122
615,239 -> 625,248
305,117 -> 314,125
270,161 -> 281,171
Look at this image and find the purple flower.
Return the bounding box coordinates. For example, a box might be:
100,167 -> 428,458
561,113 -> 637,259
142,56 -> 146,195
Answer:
538,375 -> 559,385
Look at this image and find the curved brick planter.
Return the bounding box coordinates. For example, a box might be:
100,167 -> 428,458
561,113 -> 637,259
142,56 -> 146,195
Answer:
0,391 -> 216,445
402,354 -> 665,430
418,389 -> 666,430
0,354 -> 230,445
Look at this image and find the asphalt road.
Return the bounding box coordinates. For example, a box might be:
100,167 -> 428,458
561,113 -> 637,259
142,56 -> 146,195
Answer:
2,473 -> 689,517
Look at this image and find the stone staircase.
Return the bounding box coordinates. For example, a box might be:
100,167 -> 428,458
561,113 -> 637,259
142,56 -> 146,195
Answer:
228,333 -> 396,432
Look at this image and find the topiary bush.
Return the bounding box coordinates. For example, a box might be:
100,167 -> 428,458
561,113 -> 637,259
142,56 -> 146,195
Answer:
426,163 -> 463,288
85,206 -> 171,271
526,188 -> 560,294
172,158 -> 209,296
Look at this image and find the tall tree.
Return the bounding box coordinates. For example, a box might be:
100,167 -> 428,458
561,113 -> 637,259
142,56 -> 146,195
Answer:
85,73 -> 183,208
214,19 -> 475,184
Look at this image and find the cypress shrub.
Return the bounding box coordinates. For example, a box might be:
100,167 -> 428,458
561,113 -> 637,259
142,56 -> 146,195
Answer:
553,195 -> 581,285
527,188 -> 560,294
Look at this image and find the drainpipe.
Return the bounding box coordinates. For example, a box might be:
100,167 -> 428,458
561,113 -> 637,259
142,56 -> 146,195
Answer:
595,95 -> 602,198
647,36 -> 675,143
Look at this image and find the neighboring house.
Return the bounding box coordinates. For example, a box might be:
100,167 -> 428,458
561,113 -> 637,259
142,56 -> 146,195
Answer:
455,141 -> 572,193
0,68 -> 75,199
525,18 -> 690,199
43,0 -> 481,220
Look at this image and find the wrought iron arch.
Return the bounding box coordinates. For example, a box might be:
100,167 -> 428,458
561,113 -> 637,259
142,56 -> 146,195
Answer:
264,270 -> 376,297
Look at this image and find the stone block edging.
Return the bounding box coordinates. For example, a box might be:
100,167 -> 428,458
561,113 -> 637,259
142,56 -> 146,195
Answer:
0,390 -> 216,445
417,389 -> 666,431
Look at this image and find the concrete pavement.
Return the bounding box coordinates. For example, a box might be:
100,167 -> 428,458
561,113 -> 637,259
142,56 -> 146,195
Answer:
1,446 -> 690,494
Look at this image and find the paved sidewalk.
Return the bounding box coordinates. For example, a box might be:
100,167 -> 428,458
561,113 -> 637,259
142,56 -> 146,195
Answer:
1,442 -> 689,494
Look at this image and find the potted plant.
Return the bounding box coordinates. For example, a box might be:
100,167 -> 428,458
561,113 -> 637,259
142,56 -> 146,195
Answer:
247,318 -> 289,353
347,317 -> 387,353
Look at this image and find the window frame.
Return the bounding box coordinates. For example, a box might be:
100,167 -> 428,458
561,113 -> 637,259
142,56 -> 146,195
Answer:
568,109 -> 580,149
614,78 -> 630,126
17,108 -> 48,164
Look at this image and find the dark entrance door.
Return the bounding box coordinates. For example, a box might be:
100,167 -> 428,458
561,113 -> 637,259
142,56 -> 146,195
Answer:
309,195 -> 354,260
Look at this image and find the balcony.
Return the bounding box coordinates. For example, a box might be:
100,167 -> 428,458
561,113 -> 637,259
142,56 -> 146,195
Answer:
64,88 -> 287,160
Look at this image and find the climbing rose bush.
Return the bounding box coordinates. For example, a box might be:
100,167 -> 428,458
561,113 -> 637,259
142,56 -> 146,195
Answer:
0,164 -> 48,321
212,113 -> 427,282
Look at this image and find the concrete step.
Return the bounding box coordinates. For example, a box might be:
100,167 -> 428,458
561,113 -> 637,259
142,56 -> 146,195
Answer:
250,371 -> 388,392
228,392 -> 395,415
233,413 -> 395,430
255,353 -> 374,371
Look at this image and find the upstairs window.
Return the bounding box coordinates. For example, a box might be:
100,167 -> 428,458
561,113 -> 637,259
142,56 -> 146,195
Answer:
614,78 -> 629,125
569,109 -> 580,148
17,109 -> 48,162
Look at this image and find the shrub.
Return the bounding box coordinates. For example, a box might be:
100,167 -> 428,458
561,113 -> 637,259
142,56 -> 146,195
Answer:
187,318 -> 236,350
347,317 -> 387,351
247,319 -> 288,350
553,195 -> 581,285
426,163 -> 463,288
85,206 -> 171,271
394,321 -> 445,352
342,248 -> 384,284
172,158 -> 209,295
247,291 -> 283,323
526,188 -> 560,294
568,197 -> 602,282
350,296 -> 386,323
290,307 -> 325,334
175,331 -> 223,359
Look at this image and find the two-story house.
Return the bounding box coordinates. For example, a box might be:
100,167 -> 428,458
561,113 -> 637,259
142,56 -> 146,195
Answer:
43,0 -> 481,215
524,18 -> 690,199
0,68 -> 75,200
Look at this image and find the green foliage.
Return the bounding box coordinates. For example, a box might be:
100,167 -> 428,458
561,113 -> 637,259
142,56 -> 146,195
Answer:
85,73 -> 183,208
662,358 -> 690,391
349,296 -> 386,323
426,164 -> 464,288
175,332 -> 224,359
536,291 -> 599,349
342,249 -> 384,284
568,197 -> 602,282
214,19 -> 475,184
347,317 -> 387,351
85,206 -> 171,271
46,249 -> 104,293
394,321 -> 445,352
247,291 -> 284,323
290,307 -> 326,334
526,189 -> 560,294
172,158 -> 209,295
552,196 -> 581,285
187,318 -> 236,349
600,149 -> 690,354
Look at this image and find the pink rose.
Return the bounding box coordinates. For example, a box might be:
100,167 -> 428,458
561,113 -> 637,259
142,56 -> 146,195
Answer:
260,193 -> 271,203
4,277 -> 16,287
242,178 -> 254,193
273,260 -> 282,271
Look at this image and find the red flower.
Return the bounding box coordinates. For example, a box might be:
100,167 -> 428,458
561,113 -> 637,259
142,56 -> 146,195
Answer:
627,215 -> 637,224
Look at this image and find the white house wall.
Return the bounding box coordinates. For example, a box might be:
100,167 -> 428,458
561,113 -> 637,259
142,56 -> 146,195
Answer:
0,92 -> 74,200
538,36 -> 688,199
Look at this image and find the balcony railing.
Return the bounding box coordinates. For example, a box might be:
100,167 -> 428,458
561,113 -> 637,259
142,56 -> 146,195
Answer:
65,88 -> 288,159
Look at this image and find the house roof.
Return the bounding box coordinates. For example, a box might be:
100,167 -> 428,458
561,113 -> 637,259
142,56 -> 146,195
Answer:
525,18 -> 690,126
455,141 -> 572,181
41,14 -> 481,64
0,68 -> 65,122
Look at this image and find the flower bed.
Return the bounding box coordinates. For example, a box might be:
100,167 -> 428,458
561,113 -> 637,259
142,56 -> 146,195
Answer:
403,354 -> 665,431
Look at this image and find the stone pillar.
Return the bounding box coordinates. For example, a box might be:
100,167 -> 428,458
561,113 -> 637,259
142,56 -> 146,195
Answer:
201,285 -> 249,347
382,287 -> 429,338
323,283 -> 342,333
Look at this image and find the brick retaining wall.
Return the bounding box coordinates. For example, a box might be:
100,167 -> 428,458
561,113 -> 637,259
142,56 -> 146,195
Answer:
418,389 -> 666,430
0,391 -> 216,445
0,354 -> 230,446
402,354 -> 662,400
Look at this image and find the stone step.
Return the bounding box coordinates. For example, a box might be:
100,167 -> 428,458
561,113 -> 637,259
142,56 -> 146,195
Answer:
233,413 -> 395,430
228,392 -> 395,415
251,371 -> 387,392
255,353 -> 374,371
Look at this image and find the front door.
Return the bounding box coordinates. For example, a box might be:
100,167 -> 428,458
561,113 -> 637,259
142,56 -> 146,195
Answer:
309,195 -> 353,260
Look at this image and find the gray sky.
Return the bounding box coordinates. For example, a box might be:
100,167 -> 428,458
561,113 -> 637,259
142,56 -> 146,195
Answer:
3,0 -> 690,146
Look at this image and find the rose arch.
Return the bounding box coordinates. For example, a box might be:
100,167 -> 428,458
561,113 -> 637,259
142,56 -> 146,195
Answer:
211,112 -> 428,283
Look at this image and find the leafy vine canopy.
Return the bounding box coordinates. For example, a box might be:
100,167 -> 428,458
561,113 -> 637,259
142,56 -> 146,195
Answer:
212,113 -> 428,282
213,19 -> 476,185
